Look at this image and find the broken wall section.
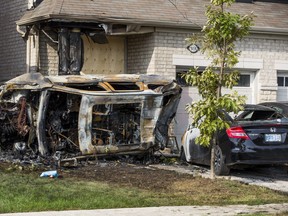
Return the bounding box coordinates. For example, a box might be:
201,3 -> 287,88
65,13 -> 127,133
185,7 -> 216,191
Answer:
37,28 -> 126,76
81,36 -> 125,74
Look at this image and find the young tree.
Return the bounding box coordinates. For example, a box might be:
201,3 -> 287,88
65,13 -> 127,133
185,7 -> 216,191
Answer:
184,0 -> 254,178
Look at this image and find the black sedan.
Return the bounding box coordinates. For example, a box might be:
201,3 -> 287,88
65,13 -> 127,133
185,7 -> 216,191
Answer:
181,104 -> 288,175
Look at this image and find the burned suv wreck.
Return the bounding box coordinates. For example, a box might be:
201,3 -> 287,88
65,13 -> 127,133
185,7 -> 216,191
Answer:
0,73 -> 181,160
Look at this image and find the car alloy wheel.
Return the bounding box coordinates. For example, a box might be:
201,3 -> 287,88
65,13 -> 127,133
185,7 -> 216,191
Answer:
214,145 -> 230,176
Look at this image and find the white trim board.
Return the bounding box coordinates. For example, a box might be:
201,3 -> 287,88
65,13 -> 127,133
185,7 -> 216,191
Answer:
275,60 -> 288,70
173,54 -> 263,69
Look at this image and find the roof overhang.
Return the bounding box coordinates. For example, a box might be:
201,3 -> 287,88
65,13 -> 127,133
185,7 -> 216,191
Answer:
16,0 -> 288,36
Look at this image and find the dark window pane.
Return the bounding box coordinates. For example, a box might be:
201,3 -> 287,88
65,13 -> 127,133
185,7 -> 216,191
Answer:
176,72 -> 189,86
285,77 -> 288,87
278,77 -> 284,86
237,75 -> 250,87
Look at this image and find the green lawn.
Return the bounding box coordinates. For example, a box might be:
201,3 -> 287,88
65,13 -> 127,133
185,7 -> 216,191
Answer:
0,165 -> 288,213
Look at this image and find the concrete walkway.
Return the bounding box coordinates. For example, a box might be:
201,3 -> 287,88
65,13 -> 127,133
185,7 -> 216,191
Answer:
1,204 -> 288,216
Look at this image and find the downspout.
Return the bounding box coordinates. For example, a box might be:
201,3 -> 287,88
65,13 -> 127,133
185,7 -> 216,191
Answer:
29,26 -> 40,73
26,36 -> 31,73
16,25 -> 25,37
17,25 -> 40,73
34,27 -> 40,73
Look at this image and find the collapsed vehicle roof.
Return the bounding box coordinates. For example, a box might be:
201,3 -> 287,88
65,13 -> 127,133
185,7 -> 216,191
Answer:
4,72 -> 176,91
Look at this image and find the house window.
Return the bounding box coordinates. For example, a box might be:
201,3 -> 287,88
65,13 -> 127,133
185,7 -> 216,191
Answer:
176,71 -> 188,86
176,72 -> 250,87
236,75 -> 250,87
175,66 -> 206,87
277,76 -> 288,87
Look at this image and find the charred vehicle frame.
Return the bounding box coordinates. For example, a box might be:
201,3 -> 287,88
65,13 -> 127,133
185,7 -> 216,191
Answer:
0,73 -> 181,160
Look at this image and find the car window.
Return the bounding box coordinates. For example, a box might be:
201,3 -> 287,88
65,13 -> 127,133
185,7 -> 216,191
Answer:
236,110 -> 281,121
260,104 -> 284,114
267,106 -> 283,114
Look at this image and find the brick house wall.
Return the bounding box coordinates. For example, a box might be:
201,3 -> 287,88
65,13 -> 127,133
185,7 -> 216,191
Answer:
38,31 -> 58,75
153,31 -> 190,78
127,31 -> 189,77
127,30 -> 288,102
237,37 -> 288,102
126,30 -> 288,143
127,33 -> 156,74
0,0 -> 28,83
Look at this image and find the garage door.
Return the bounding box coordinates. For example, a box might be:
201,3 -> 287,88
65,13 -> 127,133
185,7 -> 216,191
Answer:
174,70 -> 254,146
277,72 -> 288,101
222,74 -> 253,103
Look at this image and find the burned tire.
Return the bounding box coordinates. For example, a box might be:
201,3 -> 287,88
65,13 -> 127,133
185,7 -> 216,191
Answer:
214,145 -> 230,176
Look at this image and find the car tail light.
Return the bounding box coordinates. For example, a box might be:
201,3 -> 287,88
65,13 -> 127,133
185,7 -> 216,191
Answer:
226,127 -> 250,140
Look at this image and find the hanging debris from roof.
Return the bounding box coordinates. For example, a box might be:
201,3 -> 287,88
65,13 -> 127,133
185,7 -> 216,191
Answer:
58,28 -> 83,75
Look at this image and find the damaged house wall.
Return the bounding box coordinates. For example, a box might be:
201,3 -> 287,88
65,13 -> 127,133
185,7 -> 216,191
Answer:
37,28 -> 125,75
81,36 -> 125,74
58,28 -> 82,75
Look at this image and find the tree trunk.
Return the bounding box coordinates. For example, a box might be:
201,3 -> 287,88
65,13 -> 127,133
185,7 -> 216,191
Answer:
210,135 -> 216,179
211,27 -> 226,178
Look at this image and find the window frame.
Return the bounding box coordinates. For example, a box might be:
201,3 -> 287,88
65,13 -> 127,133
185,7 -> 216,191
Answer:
277,76 -> 288,87
176,70 -> 251,88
